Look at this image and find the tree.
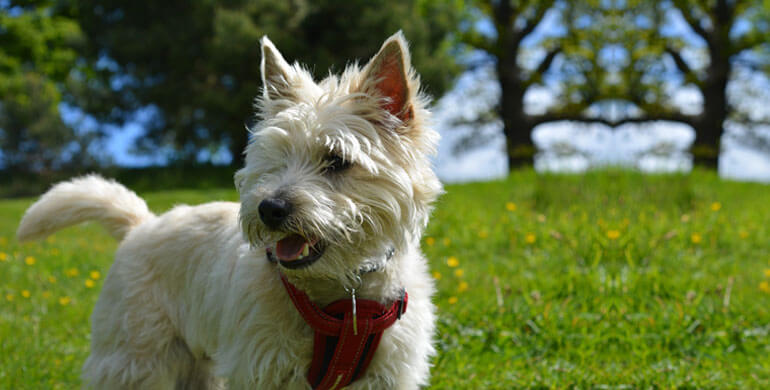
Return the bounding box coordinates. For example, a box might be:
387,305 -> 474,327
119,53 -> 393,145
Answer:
459,0 -> 615,169
0,2 -> 84,171
615,0 -> 770,168
55,0 -> 464,166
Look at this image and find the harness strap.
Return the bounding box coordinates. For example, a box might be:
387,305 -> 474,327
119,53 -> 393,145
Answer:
280,275 -> 407,390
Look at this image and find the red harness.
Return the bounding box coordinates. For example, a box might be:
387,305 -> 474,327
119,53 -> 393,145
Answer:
280,275 -> 407,390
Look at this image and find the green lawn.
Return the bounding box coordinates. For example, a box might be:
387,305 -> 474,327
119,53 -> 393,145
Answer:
2,170 -> 769,388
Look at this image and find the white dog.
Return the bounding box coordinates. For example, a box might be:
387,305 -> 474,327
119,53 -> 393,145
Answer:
17,32 -> 442,389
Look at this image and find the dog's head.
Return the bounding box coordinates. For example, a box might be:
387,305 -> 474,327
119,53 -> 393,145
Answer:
235,32 -> 442,282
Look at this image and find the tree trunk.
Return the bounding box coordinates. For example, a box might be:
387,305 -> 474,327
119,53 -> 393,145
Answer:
497,57 -> 534,172
692,20 -> 731,169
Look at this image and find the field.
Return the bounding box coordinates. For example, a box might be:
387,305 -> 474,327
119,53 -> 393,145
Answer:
1,169 -> 769,388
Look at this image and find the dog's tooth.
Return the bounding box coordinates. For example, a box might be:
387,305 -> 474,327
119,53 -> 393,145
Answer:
302,244 -> 309,258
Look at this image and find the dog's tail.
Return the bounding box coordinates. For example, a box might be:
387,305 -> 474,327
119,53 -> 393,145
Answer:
17,175 -> 155,242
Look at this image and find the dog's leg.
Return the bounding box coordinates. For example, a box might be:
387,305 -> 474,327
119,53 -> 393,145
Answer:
81,260 -> 195,389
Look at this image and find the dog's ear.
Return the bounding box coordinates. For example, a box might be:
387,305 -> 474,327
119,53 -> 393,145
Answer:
260,36 -> 296,102
360,31 -> 414,123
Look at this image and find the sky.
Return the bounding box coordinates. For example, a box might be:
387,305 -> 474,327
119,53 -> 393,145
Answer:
74,5 -> 770,184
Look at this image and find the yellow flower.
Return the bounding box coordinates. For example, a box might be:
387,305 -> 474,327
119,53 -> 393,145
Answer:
65,268 -> 79,277
85,279 -> 95,288
739,230 -> 749,239
458,281 -> 469,292
691,233 -> 702,244
710,202 -> 722,211
525,233 -> 536,244
424,237 -> 435,246
59,297 -> 71,306
478,230 -> 488,239
48,276 -> 57,284
45,236 -> 55,244
0,252 -> 7,262
453,269 -> 464,278
448,296 -> 458,304
0,236 -> 6,245
764,269 -> 770,278
42,291 -> 51,299
442,238 -> 451,246
606,230 -> 620,240
90,271 -> 101,280
505,202 -> 517,211
21,290 -> 30,298
447,256 -> 459,268
432,271 -> 442,280
24,256 -> 36,266
760,281 -> 770,293
6,294 -> 14,302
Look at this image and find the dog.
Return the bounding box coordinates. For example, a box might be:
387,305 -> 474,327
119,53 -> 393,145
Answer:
17,31 -> 443,389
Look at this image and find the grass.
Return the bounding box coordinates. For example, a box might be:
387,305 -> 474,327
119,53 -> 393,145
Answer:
2,169 -> 770,388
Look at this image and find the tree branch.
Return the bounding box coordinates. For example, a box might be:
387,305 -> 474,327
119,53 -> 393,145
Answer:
515,0 -> 555,43
610,111 -> 698,127
525,46 -> 561,87
664,46 -> 702,88
671,0 -> 711,42
527,110 -> 699,128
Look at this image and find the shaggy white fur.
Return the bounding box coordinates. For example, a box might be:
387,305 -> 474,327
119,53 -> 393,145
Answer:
17,31 -> 442,389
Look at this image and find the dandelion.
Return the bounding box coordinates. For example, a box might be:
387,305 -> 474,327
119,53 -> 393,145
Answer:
691,233 -> 702,244
760,281 -> 770,293
458,281 -> 469,292
454,269 -> 464,278
432,271 -> 442,280
606,230 -> 620,240
85,279 -> 95,288
90,271 -> 101,280
710,202 -> 722,211
478,230 -> 488,239
21,290 -> 30,298
6,294 -> 14,301
59,297 -> 71,306
764,269 -> 770,278
525,233 -> 536,244
0,252 -> 7,262
46,236 -> 55,244
739,230 -> 749,239
506,202 -> 517,211
424,237 -> 435,246
48,276 -> 57,284
24,256 -> 36,266
448,296 -> 458,304
447,256 -> 459,268
442,237 -> 451,246
0,236 -> 6,245
65,268 -> 79,277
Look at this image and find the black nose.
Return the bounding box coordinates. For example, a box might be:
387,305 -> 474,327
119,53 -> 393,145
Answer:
258,197 -> 292,229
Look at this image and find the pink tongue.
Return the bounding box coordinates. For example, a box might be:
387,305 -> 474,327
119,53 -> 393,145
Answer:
276,234 -> 308,261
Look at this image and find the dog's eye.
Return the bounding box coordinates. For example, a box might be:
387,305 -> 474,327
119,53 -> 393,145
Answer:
323,154 -> 351,174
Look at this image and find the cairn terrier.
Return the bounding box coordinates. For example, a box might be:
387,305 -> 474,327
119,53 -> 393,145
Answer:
18,32 -> 442,389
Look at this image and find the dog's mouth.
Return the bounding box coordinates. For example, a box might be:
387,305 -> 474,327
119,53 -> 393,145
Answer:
266,233 -> 326,269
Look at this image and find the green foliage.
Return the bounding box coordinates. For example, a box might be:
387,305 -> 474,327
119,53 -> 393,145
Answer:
0,3 -> 84,170
2,169 -> 770,387
55,0 -> 464,164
